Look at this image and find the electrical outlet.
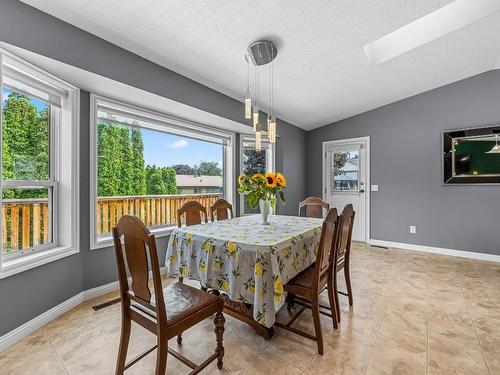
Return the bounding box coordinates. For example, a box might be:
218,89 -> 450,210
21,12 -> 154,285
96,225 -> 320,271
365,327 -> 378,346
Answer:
409,225 -> 417,234
371,184 -> 379,191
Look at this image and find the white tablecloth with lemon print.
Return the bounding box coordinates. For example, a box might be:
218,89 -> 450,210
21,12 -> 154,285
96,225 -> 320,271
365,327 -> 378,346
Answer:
165,215 -> 323,327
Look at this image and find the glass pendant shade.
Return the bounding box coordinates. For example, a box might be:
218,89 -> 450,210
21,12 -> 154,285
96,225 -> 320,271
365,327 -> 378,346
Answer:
252,108 -> 259,131
268,115 -> 276,143
255,130 -> 262,151
245,98 -> 251,119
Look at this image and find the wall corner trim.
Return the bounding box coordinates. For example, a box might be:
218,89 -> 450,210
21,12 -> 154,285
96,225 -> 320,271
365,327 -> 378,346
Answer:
0,267 -> 167,352
368,239 -> 500,263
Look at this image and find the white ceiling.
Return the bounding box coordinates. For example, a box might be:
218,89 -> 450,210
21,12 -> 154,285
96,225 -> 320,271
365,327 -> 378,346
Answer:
21,0 -> 500,130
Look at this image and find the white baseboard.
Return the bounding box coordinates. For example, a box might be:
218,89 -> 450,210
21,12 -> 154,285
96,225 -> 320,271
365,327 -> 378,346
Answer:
81,280 -> 120,302
369,239 -> 500,263
0,267 -> 168,352
0,293 -> 84,352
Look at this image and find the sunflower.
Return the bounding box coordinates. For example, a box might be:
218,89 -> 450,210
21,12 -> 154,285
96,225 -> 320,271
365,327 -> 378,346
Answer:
276,173 -> 286,187
265,172 -> 277,188
238,175 -> 245,185
252,173 -> 265,181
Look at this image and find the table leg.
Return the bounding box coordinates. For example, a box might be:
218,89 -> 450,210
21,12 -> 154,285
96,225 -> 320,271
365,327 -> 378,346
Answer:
220,294 -> 275,339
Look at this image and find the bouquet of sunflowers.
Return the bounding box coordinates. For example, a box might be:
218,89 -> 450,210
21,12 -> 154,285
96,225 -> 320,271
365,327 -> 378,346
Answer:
237,172 -> 286,209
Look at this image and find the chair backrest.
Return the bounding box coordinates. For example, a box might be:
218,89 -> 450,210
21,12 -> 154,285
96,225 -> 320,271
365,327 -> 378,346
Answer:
313,208 -> 339,288
112,215 -> 167,325
298,196 -> 330,219
177,201 -> 208,227
210,199 -> 233,222
335,204 -> 355,262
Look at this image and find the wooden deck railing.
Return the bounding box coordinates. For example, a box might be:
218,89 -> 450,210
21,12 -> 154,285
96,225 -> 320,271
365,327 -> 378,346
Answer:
1,193 -> 222,254
2,198 -> 50,253
96,193 -> 221,235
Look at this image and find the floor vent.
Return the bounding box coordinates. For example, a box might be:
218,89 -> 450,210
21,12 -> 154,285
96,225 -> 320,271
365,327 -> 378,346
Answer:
92,298 -> 121,311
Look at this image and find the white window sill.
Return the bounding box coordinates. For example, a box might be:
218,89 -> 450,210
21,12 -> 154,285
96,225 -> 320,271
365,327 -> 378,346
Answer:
91,225 -> 176,250
0,246 -> 79,279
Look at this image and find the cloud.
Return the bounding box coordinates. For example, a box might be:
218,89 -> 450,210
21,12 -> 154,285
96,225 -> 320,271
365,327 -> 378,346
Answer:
169,139 -> 189,148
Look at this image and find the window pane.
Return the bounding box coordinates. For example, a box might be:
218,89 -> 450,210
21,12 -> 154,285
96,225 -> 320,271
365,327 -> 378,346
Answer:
241,141 -> 273,214
96,116 -> 224,238
1,187 -> 52,255
331,149 -> 359,192
1,87 -> 50,181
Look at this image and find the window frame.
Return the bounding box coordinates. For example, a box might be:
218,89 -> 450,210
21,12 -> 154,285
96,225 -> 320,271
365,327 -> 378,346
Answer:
0,49 -> 80,279
90,94 -> 236,249
239,135 -> 276,216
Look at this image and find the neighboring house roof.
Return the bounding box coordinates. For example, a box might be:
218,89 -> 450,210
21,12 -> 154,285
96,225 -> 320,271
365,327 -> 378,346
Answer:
176,175 -> 223,187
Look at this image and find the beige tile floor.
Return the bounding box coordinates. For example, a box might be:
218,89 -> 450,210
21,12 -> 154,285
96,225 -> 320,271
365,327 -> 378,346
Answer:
1,242 -> 500,375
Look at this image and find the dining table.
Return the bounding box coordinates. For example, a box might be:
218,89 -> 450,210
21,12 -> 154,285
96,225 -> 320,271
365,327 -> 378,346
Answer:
165,214 -> 323,338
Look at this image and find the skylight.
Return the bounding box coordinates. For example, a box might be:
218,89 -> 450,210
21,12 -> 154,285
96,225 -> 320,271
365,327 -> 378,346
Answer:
363,0 -> 500,64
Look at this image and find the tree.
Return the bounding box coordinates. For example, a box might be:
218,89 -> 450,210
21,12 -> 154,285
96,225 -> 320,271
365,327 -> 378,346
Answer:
2,91 -> 49,198
147,168 -> 167,194
145,165 -> 177,194
118,127 -> 133,195
334,152 -> 349,175
97,121 -> 121,196
242,150 -> 266,176
161,167 -> 177,194
131,127 -> 146,195
172,164 -> 196,175
1,141 -> 15,199
195,161 -> 221,176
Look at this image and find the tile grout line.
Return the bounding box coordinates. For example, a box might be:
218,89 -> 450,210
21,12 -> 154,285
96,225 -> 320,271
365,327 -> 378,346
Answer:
458,269 -> 491,375
362,277 -> 393,374
41,328 -> 70,375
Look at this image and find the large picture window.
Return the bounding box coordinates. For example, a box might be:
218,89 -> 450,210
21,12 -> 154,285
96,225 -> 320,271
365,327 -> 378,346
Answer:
91,96 -> 234,248
0,50 -> 79,278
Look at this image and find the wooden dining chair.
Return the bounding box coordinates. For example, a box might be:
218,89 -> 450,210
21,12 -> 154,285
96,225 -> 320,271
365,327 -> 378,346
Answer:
177,200 -> 208,227
331,204 -> 355,323
112,215 -> 225,375
298,196 -> 330,218
177,201 -> 208,284
210,199 -> 234,222
276,208 -> 340,355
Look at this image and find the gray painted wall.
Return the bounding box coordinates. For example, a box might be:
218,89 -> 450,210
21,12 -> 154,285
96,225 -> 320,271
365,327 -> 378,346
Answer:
0,0 -> 306,336
2,0 -> 498,338
307,70 -> 500,255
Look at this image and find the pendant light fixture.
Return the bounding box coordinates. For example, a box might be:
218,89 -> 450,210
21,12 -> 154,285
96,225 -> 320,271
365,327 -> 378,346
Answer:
244,58 -> 251,119
486,134 -> 500,153
244,40 -> 278,150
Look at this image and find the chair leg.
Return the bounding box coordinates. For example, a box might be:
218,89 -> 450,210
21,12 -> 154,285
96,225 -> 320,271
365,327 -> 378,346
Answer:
344,262 -> 353,306
287,293 -> 295,312
311,296 -> 324,355
327,281 -> 338,329
115,315 -> 131,375
155,334 -> 168,375
214,311 -> 225,369
177,334 -> 182,344
333,272 -> 341,323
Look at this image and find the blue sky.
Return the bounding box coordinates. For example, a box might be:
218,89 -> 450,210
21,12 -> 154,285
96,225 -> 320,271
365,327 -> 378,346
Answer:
142,128 -> 222,167
2,87 -> 222,168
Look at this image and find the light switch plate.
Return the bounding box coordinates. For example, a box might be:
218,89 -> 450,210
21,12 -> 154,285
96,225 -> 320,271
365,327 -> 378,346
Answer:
409,225 -> 417,234
371,185 -> 379,191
